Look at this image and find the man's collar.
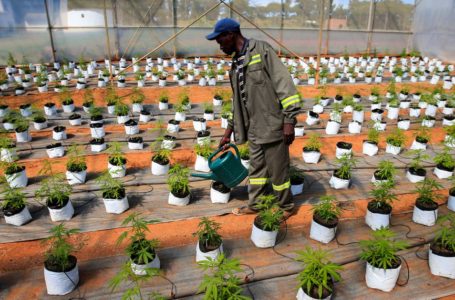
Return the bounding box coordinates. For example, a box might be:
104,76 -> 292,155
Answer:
234,38 -> 249,59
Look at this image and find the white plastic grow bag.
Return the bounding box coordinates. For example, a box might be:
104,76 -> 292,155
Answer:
69,117 -> 82,126
385,144 -> 401,155
329,175 -> 349,189
412,206 -> 438,226
406,170 -> 425,183
397,120 -> 410,130
309,220 -> 336,244
44,264 -> 79,295
175,112 -> 186,122
34,121 -> 48,130
108,163 -> 126,178
353,110 -> 364,123
296,287 -> 331,300
306,114 -> 319,126
425,104 -> 437,117
210,187 -> 230,204
161,139 -> 175,150
410,140 -> 427,151
429,249 -> 455,279
168,192 -> 190,206
203,113 -> 214,121
365,262 -> 401,292
1,148 -> 16,162
124,124 -> 139,135
15,131 -> 31,143
66,170 -> 87,185
117,115 -> 130,124
107,105 -> 115,114
387,107 -> 399,120
365,209 -> 390,230
325,121 -> 340,135
90,127 -> 105,138
448,194 -> 455,211
151,161 -> 169,176
291,183 -> 304,196
363,142 -> 378,156
348,121 -> 362,134
132,103 -> 142,113
91,143 -> 106,153
294,126 -> 304,136
44,106 -> 57,116
53,130 -> 67,141
6,170 -> 28,188
48,200 -> 74,222
250,223 -> 278,248
221,118 -> 229,129
195,155 -> 210,172
409,108 -> 421,118
303,151 -> 321,164
103,196 -> 129,214
139,113 -> 151,123
128,141 -> 143,150
335,146 -> 352,159
196,242 -> 223,262
433,166 -> 453,179
241,159 -> 250,170
4,206 -> 32,226
131,255 -> 160,276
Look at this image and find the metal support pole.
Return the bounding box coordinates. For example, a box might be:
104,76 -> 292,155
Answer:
112,0 -> 120,60
43,0 -> 57,63
324,0 -> 333,55
173,0 -> 178,58
366,0 -> 376,54
279,0 -> 284,56
103,0 -> 114,82
315,0 -> 326,88
229,0 -> 233,18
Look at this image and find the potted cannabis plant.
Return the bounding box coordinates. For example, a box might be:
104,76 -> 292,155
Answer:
335,141 -> 352,159
1,183 -> 32,226
290,165 -> 305,196
412,178 -> 442,226
303,133 -> 322,164
385,128 -> 406,155
410,126 -> 431,150
130,87 -> 145,113
1,160 -> 28,188
310,195 -> 341,244
203,103 -> 215,121
194,142 -> 213,173
0,136 -> 16,162
197,254 -> 251,300
296,247 -> 342,300
428,213 -> 455,279
363,126 -> 379,156
68,113 -> 82,126
365,181 -> 397,230
360,228 -> 408,292
43,224 -> 82,295
193,217 -> 223,262
167,163 -> 191,206
329,154 -> 356,190
35,161 -> 74,221
52,126 -> 67,141
32,108 -> 48,130
210,180 -> 231,204
107,142 -> 127,178
238,143 -> 250,169
96,171 -> 129,214
117,213 -> 160,275
14,117 -> 31,143
90,137 -> 106,153
250,194 -> 283,248
371,160 -> 396,184
59,88 -> 75,113
405,149 -> 429,183
158,92 -> 169,110
65,144 -> 87,185
151,143 -> 171,175
433,146 -> 455,179
115,102 -> 131,124
128,136 -> 143,150
220,101 -> 232,129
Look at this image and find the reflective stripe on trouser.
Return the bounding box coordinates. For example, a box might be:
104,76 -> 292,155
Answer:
247,139 -> 293,211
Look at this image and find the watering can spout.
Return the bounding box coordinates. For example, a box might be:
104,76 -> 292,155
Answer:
191,172 -> 219,181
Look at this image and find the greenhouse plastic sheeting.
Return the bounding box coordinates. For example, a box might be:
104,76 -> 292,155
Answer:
413,0 -> 455,63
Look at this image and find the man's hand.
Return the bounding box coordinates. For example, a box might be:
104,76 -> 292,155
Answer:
283,123 -> 295,145
219,128 -> 233,149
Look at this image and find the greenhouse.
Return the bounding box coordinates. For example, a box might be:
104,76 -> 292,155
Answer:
0,0 -> 454,299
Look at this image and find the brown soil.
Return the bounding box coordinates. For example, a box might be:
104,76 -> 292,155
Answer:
313,212 -> 338,228
430,241 -> 455,257
415,198 -> 438,211
367,201 -> 392,214
44,255 -> 77,273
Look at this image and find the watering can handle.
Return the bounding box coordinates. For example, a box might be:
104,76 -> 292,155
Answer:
208,143 -> 239,166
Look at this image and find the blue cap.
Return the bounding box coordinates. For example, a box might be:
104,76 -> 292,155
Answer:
206,18 -> 240,40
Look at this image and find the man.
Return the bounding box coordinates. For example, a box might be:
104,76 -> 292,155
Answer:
206,18 -> 301,219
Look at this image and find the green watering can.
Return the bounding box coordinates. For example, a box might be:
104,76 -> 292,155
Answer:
191,144 -> 248,188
